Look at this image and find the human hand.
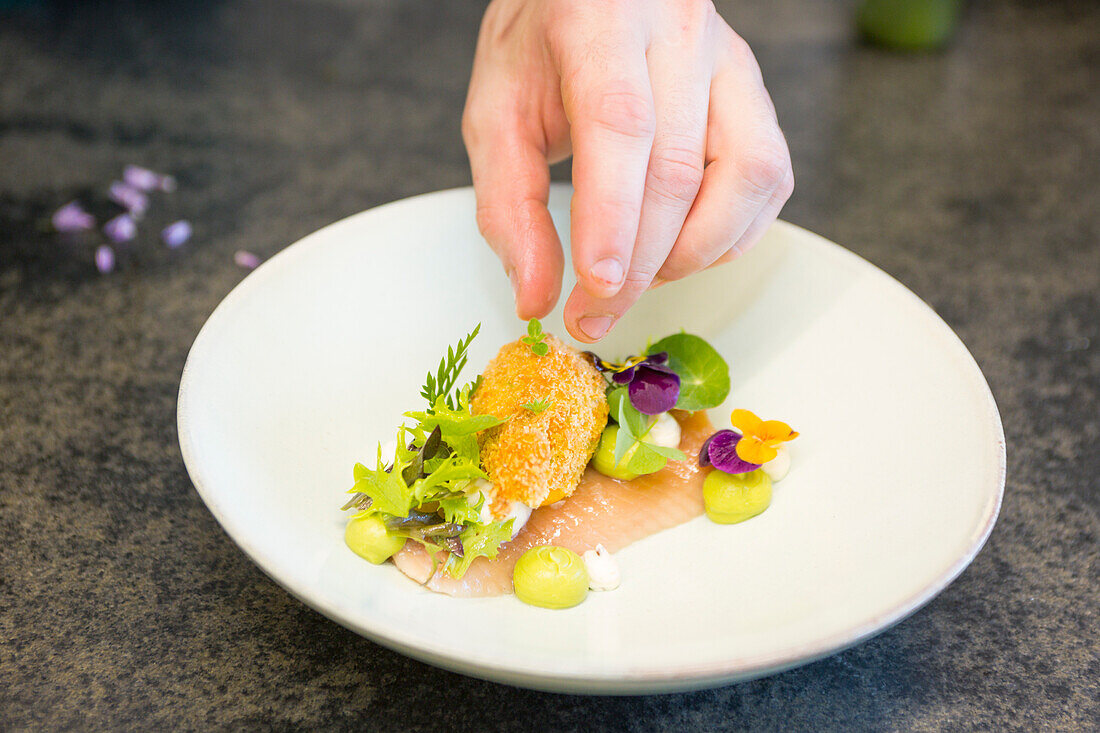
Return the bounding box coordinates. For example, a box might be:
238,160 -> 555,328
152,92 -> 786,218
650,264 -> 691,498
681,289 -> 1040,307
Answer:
463,0 -> 793,342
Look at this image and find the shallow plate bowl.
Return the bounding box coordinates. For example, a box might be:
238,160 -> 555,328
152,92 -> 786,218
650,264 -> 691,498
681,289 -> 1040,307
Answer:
178,185 -> 1005,694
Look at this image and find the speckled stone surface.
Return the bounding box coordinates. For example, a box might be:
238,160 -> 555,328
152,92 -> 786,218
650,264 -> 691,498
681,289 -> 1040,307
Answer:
1,0 -> 1097,729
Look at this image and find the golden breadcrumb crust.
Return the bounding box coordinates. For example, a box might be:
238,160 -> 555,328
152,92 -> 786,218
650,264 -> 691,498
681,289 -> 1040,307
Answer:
471,334 -> 609,514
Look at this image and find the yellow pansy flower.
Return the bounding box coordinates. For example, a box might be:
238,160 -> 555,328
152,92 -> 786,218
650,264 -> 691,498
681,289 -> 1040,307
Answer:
730,409 -> 799,465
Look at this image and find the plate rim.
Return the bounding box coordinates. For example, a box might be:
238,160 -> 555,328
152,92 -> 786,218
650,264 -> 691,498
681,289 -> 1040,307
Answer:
177,184 -> 1006,693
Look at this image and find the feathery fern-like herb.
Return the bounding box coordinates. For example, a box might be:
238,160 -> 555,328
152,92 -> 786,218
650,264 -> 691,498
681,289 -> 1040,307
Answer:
420,324 -> 481,411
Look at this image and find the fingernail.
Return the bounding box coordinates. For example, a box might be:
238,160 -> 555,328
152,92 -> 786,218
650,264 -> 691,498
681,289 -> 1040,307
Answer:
579,315 -> 614,341
589,258 -> 624,288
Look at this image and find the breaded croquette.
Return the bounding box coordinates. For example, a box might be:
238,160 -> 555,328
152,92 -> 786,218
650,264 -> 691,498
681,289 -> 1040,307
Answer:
471,334 -> 608,514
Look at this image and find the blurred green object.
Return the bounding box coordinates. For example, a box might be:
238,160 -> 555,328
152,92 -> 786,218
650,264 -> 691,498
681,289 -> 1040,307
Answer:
857,0 -> 961,50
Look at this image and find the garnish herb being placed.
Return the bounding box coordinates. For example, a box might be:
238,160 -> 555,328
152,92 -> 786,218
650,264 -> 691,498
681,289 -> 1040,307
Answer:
521,317 -> 550,356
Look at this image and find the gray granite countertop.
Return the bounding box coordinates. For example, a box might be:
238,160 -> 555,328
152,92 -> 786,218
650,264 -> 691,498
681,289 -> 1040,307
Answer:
1,0 -> 1097,729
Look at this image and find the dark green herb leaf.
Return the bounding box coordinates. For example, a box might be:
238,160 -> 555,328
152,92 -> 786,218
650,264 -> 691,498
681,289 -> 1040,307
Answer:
647,333 -> 730,411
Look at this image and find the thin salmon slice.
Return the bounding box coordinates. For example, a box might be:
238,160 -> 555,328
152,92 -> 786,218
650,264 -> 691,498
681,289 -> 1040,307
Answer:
391,411 -> 714,597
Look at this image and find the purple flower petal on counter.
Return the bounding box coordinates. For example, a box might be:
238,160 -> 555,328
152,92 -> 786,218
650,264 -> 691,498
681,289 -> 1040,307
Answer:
122,165 -> 160,191
161,220 -> 192,248
628,362 -> 681,415
52,201 -> 95,232
108,181 -> 148,217
234,250 -> 261,269
700,429 -> 760,474
103,214 -> 137,243
94,245 -> 115,274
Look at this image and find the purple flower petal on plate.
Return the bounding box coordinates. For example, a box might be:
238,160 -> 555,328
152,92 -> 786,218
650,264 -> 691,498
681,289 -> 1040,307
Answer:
52,201 -> 95,232
627,363 -> 681,415
94,245 -> 115,274
108,181 -> 149,217
103,214 -> 137,243
703,429 -> 760,474
161,220 -> 192,248
611,366 -> 635,385
646,351 -> 669,366
158,174 -> 177,193
234,250 -> 261,269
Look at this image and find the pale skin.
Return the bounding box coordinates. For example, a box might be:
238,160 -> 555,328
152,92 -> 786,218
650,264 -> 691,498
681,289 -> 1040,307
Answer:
463,0 -> 794,343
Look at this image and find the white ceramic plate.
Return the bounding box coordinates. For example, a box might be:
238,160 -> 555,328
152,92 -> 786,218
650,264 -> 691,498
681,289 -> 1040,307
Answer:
178,185 -> 1004,694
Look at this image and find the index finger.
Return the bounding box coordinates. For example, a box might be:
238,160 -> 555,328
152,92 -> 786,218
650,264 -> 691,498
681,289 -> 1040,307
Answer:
556,28 -> 655,302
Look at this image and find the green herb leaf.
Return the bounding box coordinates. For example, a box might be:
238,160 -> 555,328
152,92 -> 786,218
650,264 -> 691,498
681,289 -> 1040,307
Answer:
350,445 -> 414,518
420,324 -> 481,411
647,333 -> 730,411
443,519 -> 515,578
437,493 -> 482,525
613,415 -> 635,468
614,392 -> 653,448
408,454 -> 486,505
644,443 -> 687,461
626,441 -> 672,475
521,397 -> 554,414
611,390 -> 685,473
406,396 -> 506,437
521,318 -> 549,356
613,396 -> 655,462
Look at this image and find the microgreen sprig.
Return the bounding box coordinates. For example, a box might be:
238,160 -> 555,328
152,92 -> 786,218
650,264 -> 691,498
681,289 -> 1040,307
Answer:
522,397 -> 554,414
522,318 -> 549,356
420,324 -> 481,411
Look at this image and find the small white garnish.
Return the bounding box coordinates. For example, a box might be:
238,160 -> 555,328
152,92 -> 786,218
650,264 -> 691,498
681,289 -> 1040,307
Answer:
762,445 -> 791,482
468,478 -> 531,538
646,412 -> 682,450
582,544 -> 620,591
469,478 -> 495,524
504,501 -> 532,538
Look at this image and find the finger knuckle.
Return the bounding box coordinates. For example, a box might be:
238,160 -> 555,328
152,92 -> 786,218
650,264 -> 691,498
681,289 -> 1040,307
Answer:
724,29 -> 756,67
671,0 -> 717,37
623,266 -> 660,292
461,97 -> 495,149
776,164 -> 795,202
461,107 -> 479,147
740,133 -> 791,199
475,203 -> 507,244
661,246 -> 711,280
586,85 -> 656,141
647,145 -> 705,208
